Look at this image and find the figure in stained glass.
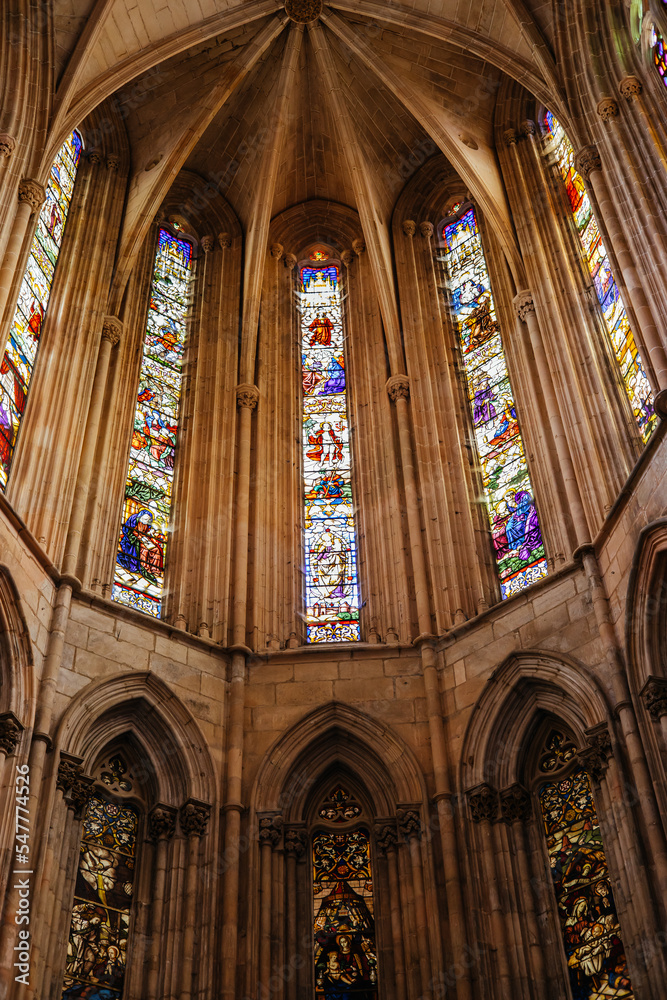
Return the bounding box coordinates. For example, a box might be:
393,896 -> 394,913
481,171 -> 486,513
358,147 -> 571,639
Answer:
0,130 -> 82,488
438,205 -> 548,598
112,226 -> 194,618
299,255 -> 361,642
543,112 -> 655,442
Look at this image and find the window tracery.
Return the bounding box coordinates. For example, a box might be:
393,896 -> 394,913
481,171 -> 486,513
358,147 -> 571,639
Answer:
112,226 -> 194,617
535,727 -> 635,1000
299,247 -> 361,642
0,130 -> 82,488
543,112 -> 656,442
437,205 -> 548,598
62,754 -> 139,1000
651,24 -> 667,85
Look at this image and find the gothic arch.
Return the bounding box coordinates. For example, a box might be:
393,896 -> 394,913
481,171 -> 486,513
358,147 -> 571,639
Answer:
54,670 -> 216,807
460,649 -> 610,792
625,516 -> 667,689
0,563 -> 34,729
251,701 -> 427,821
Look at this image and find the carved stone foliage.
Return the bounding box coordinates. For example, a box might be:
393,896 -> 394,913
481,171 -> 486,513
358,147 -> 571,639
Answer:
402,220 -> 416,237
236,383 -> 260,410
373,822 -> 399,853
180,799 -> 211,838
270,242 -> 284,260
106,155 -> 120,171
340,250 -> 353,267
352,237 -> 365,256
397,808 -> 421,840
70,776 -> 95,818
513,290 -> 535,323
386,374 -> 410,402
579,723 -> 613,784
284,827 -> 307,858
57,755 -> 95,817
503,128 -> 517,147
258,814 -> 283,848
218,232 -> 232,249
18,179 -> 46,212
500,784 -> 532,825
419,221 -> 434,239
149,804 -> 178,842
467,783 -> 499,823
0,712 -> 23,756
57,755 -> 84,794
575,145 -> 601,181
597,98 -> 619,122
619,76 -> 642,101
641,677 -> 667,721
284,252 -> 297,270
0,134 -> 16,157
200,235 -> 215,253
285,0 -> 322,23
101,316 -> 122,346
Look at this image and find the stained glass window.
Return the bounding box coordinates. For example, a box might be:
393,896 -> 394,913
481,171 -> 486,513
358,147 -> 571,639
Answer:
539,766 -> 635,1000
652,25 -> 667,86
0,130 -> 82,488
543,112 -> 656,442
318,785 -> 362,824
112,227 -> 194,617
300,250 -> 361,642
62,795 -> 138,1000
439,206 -> 548,599
312,829 -> 378,1000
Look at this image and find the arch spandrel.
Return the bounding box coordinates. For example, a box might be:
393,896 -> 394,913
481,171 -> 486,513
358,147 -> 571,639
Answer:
251,702 -> 427,821
53,671 -> 217,808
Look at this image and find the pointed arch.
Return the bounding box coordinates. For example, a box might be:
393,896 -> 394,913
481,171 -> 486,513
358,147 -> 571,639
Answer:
625,516 -> 667,691
0,564 -> 34,728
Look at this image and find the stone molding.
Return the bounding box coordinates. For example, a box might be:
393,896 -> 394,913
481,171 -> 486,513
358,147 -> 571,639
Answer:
419,221 -> 434,239
499,784 -> 532,825
200,234 -> 214,253
641,676 -> 667,721
386,374 -> 410,402
218,232 -> 232,249
397,807 -> 421,840
258,814 -> 283,848
374,822 -> 399,853
285,0 -> 322,23
18,178 -> 46,212
179,798 -> 211,838
574,145 -> 602,180
149,804 -> 178,842
0,134 -> 16,157
597,97 -> 619,121
101,315 -> 122,346
513,290 -> 535,322
270,242 -> 284,260
0,712 -> 24,756
402,220 -> 417,237
619,76 -> 642,101
284,827 -> 307,857
236,383 -> 260,410
467,783 -> 499,823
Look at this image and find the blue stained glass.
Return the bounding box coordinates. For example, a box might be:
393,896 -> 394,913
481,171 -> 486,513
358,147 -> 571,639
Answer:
112,227 -> 194,618
543,112 -> 655,442
300,252 -> 361,642
0,131 -> 82,488
440,207 -> 548,599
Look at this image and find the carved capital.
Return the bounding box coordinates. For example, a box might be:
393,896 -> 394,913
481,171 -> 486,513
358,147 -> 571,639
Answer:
270,242 -> 284,260
520,120 -> 536,138
513,289 -> 535,323
397,808 -> 421,841
284,827 -> 307,857
0,712 -> 23,756
386,374 -> 410,402
419,221 -> 434,239
597,97 -> 619,122
70,776 -> 95,818
218,232 -> 232,250
106,155 -> 120,172
641,676 -> 667,721
88,151 -> 103,165
18,178 -> 46,212
259,814 -> 283,848
374,822 -> 399,853
340,250 -> 353,268
502,128 -> 517,147
236,383 -> 259,410
352,237 -> 365,256
500,784 -> 532,825
284,252 -> 297,270
57,755 -> 84,795
149,804 -> 177,842
619,76 -> 642,102
402,220 -> 417,238
101,315 -> 122,346
0,134 -> 17,157
575,144 -> 602,181
179,798 -> 211,838
200,234 -> 215,254
467,783 -> 499,823
285,0 -> 322,23
579,723 -> 613,784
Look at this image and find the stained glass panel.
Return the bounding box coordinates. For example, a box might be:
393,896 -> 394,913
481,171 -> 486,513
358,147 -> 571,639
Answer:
539,768 -> 634,1000
112,227 -> 194,617
0,130 -> 82,488
312,829 -> 378,1000
299,259 -> 361,642
543,112 -> 655,442
62,796 -> 138,1000
652,26 -> 667,86
439,207 -> 548,599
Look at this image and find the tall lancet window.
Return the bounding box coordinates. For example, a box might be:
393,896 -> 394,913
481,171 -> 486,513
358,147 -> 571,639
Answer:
543,112 -> 656,441
62,754 -> 140,999
439,205 -> 548,599
536,729 -> 634,1000
312,786 -> 378,998
113,226 -> 194,617
651,25 -> 667,87
299,246 -> 361,642
0,130 -> 82,488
